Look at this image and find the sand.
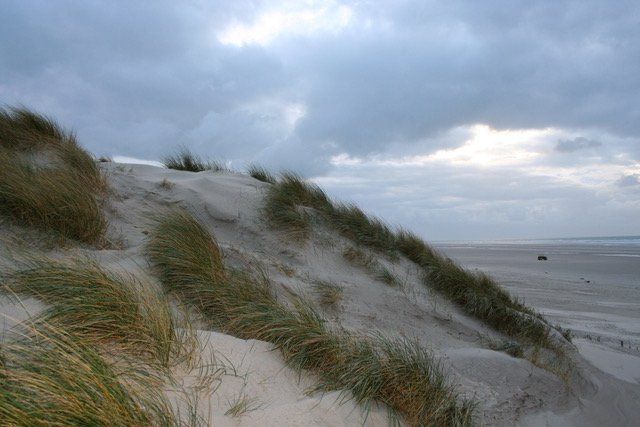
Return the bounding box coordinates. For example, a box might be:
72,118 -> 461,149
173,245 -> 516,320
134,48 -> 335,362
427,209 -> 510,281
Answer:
438,241 -> 640,425
1,162 -> 639,426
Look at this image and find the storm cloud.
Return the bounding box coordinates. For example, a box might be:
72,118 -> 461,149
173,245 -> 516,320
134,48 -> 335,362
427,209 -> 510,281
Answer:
1,0 -> 639,239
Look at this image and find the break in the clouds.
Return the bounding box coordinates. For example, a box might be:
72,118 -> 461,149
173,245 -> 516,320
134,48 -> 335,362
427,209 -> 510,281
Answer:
1,0 -> 639,239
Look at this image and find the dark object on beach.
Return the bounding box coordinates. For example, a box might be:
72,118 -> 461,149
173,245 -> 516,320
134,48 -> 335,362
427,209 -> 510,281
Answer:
537,255 -> 548,261
586,280 -> 590,283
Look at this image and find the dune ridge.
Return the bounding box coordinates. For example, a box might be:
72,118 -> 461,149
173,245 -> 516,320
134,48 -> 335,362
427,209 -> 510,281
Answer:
1,110 -> 639,426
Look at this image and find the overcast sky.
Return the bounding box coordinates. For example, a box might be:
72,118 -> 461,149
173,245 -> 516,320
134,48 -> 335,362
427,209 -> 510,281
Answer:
1,1 -> 639,240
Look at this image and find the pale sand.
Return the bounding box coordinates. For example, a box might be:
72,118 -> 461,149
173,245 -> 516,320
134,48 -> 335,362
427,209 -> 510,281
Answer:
1,163 -> 639,426
438,242 -> 640,425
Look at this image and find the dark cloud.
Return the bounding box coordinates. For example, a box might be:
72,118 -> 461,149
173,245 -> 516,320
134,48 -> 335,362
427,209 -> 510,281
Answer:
1,0 -> 639,238
555,137 -> 602,153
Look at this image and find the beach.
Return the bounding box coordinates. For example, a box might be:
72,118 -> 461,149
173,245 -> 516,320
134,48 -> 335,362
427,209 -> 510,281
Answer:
436,237 -> 640,385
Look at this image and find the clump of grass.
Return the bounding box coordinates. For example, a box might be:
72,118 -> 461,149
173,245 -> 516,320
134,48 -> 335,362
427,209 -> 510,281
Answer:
264,172 -> 333,239
0,151 -> 107,244
343,246 -> 374,268
328,203 -> 397,257
343,246 -> 400,287
5,257 -> 182,367
225,393 -> 262,417
146,208 -> 474,425
0,107 -> 69,150
248,164 -> 276,184
159,178 -> 175,190
264,174 -> 397,255
0,323 -> 175,425
314,281 -> 344,306
375,266 -> 400,287
0,107 -> 108,244
162,147 -> 227,172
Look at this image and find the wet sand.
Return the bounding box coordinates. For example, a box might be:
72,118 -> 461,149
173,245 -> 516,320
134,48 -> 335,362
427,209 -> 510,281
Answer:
436,240 -> 640,384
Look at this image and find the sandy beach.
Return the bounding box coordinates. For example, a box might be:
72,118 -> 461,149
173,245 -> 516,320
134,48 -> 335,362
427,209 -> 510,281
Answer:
437,239 -> 640,386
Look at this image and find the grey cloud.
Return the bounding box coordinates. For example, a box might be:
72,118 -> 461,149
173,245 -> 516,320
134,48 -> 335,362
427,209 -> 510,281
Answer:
1,0 -> 640,238
617,174 -> 640,187
555,137 -> 602,153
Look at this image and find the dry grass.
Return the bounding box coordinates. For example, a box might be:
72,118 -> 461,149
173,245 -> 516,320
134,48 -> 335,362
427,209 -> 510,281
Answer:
224,393 -> 262,417
248,164 -> 276,184
4,257 -> 185,367
146,208 -> 474,425
0,322 -> 176,425
343,246 -> 374,268
263,172 -> 333,240
0,152 -> 107,244
162,147 -> 227,172
314,281 -> 344,306
396,230 -> 550,346
159,178 -> 175,190
0,107 -> 108,245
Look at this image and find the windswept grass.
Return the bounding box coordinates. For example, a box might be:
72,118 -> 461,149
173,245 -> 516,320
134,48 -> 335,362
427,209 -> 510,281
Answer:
395,230 -> 550,345
146,208 -> 474,425
0,323 -> 175,425
0,107 -> 69,150
0,153 -> 107,244
343,246 -> 400,288
314,281 -> 344,306
0,107 -> 108,244
264,173 -> 553,347
263,172 -> 333,239
162,147 -> 227,172
248,164 -> 276,184
5,257 -> 183,367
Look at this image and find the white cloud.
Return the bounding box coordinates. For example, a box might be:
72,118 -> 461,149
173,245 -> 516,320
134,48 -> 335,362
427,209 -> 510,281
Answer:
217,2 -> 353,47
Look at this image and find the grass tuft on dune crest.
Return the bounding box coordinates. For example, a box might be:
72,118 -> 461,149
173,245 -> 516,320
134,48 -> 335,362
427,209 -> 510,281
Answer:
0,107 -> 108,244
5,257 -> 184,367
146,208 -> 474,426
0,323 -> 176,425
162,147 -> 227,172
248,164 -> 276,184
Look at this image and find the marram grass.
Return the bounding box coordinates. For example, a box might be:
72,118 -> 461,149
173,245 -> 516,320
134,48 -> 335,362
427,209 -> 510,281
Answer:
146,208 -> 474,426
5,257 -> 185,367
0,322 -> 176,426
264,173 -> 553,347
248,164 -> 276,184
0,153 -> 107,244
0,107 -> 108,244
162,147 -> 227,172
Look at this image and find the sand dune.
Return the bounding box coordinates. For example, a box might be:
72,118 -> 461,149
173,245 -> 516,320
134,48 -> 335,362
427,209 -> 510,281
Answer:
1,160 -> 639,425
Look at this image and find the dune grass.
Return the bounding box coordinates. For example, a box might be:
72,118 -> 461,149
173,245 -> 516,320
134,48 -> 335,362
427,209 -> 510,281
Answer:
162,147 -> 227,172
4,257 -> 184,367
0,323 -> 176,426
263,172 -> 334,239
395,230 -> 550,345
248,164 -> 276,184
264,174 -> 553,347
0,107 -> 108,245
314,281 -> 344,306
0,152 -> 107,244
146,208 -> 474,425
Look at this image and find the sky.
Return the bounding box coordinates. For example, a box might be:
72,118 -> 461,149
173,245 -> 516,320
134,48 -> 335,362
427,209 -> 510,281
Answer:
1,0 -> 639,240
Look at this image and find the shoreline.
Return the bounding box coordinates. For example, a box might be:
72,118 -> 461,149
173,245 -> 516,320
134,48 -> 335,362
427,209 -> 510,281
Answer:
436,241 -> 640,385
